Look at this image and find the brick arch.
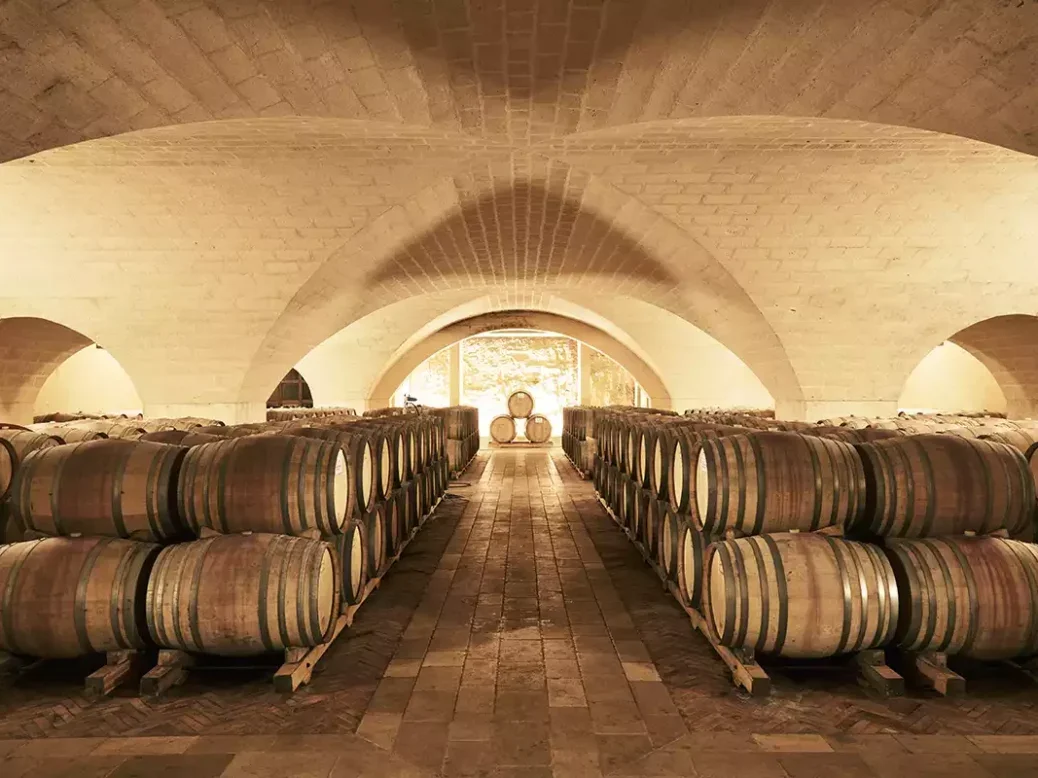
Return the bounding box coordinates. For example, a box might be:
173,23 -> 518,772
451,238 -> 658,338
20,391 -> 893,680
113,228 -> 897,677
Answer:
0,317 -> 127,424
368,310 -> 671,409
242,170 -> 802,412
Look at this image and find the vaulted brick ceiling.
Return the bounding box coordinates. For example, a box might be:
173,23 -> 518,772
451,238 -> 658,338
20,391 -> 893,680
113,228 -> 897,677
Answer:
1,0 -> 1035,161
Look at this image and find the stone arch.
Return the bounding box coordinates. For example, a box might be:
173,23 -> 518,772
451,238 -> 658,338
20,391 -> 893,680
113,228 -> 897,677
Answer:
267,368 -> 314,409
368,311 -> 671,409
945,314 -> 1038,418
0,317 -> 141,424
242,171 -> 802,412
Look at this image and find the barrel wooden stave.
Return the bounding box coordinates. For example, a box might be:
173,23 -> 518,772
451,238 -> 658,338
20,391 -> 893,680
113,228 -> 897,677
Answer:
706,533 -> 899,658
147,533 -> 337,656
0,537 -> 159,658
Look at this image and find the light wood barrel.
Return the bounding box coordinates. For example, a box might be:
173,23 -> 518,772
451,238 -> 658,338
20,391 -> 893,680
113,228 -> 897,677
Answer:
139,430 -> 224,447
0,429 -> 63,461
179,436 -> 352,537
659,504 -> 681,581
884,537 -> 1038,659
524,414 -> 552,444
507,391 -> 534,419
673,520 -> 708,609
14,440 -> 188,542
336,521 -> 368,608
855,435 -> 1034,538
290,427 -> 374,518
35,425 -> 109,443
386,496 -> 402,556
490,416 -> 517,444
147,534 -> 337,655
0,537 -> 159,658
66,421 -> 148,440
696,432 -> 866,535
706,533 -> 898,658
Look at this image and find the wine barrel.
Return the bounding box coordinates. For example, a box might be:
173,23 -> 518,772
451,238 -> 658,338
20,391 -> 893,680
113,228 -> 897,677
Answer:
981,428 -> 1038,453
139,430 -> 224,447
13,440 -> 188,542
336,521 -> 368,608
365,505 -> 386,577
33,425 -> 108,443
179,436 -> 353,537
855,435 -> 1034,538
386,495 -> 403,556
0,537 -> 159,658
0,436 -> 18,502
283,428 -> 375,519
0,429 -> 63,461
674,520 -> 708,609
706,533 -> 898,658
884,536 -> 1038,659
147,533 -> 337,655
507,390 -> 534,419
524,414 -> 552,444
696,432 -> 866,535
65,421 -> 148,440
490,416 -> 516,444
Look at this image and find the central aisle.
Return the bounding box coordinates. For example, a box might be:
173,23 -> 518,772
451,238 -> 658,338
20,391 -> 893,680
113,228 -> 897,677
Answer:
357,449 -> 689,775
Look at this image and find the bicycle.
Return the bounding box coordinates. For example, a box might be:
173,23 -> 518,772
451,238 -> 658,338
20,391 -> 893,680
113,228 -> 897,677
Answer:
403,394 -> 423,414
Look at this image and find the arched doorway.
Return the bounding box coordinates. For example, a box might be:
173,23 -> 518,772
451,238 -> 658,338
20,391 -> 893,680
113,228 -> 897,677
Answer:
267,368 -> 314,409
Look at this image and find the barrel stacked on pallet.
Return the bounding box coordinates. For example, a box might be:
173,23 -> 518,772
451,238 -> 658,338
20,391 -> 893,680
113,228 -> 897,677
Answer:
428,406 -> 479,475
0,410 -> 453,695
567,405 -> 1038,697
489,390 -> 552,445
561,407 -> 601,474
266,406 -> 357,422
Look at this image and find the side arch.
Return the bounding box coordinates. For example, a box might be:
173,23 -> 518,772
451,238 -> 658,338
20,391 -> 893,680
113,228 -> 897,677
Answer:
948,314 -> 1038,418
368,311 -> 671,409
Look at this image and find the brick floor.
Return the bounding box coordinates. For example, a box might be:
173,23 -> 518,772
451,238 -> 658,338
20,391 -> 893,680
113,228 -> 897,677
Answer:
2,450 -> 1038,776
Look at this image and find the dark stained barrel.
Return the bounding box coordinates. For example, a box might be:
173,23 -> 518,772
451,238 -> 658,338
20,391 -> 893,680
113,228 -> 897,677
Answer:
884,537 -> 1038,659
140,430 -> 224,447
147,534 -> 337,655
13,440 -> 187,542
292,427 -> 375,518
706,533 -> 898,658
0,537 -> 159,658
982,428 -> 1038,453
855,435 -> 1035,538
178,436 -> 351,537
696,432 -> 865,535
0,436 -> 16,502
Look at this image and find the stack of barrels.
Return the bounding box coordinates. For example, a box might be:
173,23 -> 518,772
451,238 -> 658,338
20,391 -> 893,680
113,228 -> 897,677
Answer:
572,404 -> 1038,671
267,406 -> 357,422
429,406 -> 479,474
561,407 -> 596,473
489,390 -> 552,445
0,410 -> 452,672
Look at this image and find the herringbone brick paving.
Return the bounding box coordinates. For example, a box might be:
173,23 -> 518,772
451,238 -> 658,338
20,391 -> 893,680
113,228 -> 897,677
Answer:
2,449 -> 1038,777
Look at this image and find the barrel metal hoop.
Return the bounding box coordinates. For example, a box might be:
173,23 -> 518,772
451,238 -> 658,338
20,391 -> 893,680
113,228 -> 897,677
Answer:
729,435 -> 747,534
275,535 -> 294,648
278,438 -> 295,536
0,541 -> 42,654
48,444 -> 79,537
822,535 -> 853,655
744,536 -> 770,654
940,538 -> 977,655
1004,539 -> 1038,655
717,543 -> 738,647
905,541 -> 941,652
804,435 -> 824,532
186,537 -> 215,653
257,536 -> 277,652
110,442 -> 133,539
108,540 -> 136,647
75,539 -> 109,655
748,434 -> 767,536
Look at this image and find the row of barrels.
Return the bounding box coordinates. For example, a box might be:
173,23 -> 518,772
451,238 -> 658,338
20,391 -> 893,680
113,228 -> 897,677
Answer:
592,437 -> 1038,662
266,406 -> 357,422
429,406 -> 480,474
591,411 -> 1038,540
0,414 -> 452,661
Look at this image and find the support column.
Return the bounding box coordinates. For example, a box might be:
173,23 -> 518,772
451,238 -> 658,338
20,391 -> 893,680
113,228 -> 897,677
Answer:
449,342 -> 461,406
578,342 -> 592,406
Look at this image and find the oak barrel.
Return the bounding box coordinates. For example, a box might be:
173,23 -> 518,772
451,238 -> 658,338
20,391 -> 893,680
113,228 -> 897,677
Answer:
490,415 -> 517,444
884,536 -> 1038,659
140,430 -> 223,447
365,505 -> 386,577
0,537 -> 159,658
855,435 -> 1034,538
336,522 -> 368,608
674,520 -> 708,609
35,425 -> 109,443
507,390 -> 534,419
696,432 -> 866,535
13,440 -> 187,542
178,436 -> 351,537
524,414 -> 552,444
147,533 -> 337,655
706,533 -> 898,658
0,436 -> 17,502
981,428 -> 1038,453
